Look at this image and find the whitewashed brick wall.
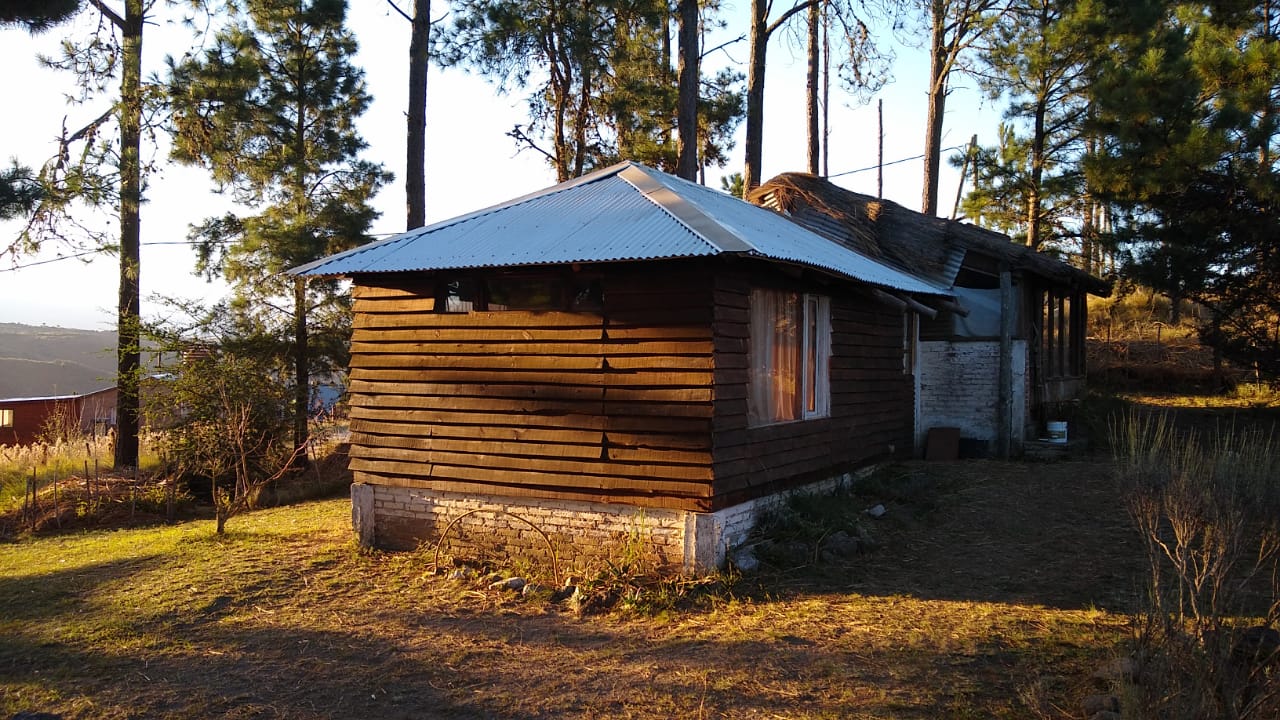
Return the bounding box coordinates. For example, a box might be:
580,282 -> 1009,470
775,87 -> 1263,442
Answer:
916,339 -> 1027,452
353,469 -> 865,574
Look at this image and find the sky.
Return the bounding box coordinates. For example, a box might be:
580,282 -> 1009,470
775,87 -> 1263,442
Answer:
0,2 -> 1000,331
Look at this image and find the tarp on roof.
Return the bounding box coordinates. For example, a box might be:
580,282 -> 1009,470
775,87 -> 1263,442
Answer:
292,162 -> 950,297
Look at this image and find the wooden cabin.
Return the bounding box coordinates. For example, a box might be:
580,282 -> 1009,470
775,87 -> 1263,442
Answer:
295,162 -> 963,571
751,174 -> 1111,456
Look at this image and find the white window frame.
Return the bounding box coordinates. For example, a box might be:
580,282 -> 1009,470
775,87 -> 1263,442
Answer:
748,289 -> 831,426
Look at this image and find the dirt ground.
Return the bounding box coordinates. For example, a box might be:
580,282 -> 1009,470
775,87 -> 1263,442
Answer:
12,397 -> 1278,719
2,448 -> 1153,720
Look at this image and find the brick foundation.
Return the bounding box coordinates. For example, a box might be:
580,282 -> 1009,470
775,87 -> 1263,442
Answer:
352,470 -> 863,574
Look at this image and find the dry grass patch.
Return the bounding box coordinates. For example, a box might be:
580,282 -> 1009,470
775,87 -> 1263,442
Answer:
1,460 -> 1141,719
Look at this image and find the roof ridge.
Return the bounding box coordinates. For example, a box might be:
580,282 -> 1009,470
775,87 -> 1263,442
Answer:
616,164 -> 754,255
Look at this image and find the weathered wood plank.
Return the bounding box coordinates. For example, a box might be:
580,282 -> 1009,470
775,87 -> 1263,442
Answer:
603,355 -> 713,370
605,415 -> 710,434
603,430 -> 710,450
348,379 -> 605,401
350,406 -> 606,431
353,418 -> 605,445
603,387 -> 712,403
353,284 -> 431,300
353,297 -> 437,313
605,326 -> 711,340
349,367 -> 714,387
348,456 -> 713,492
352,392 -> 603,415
353,432 -> 607,460
353,327 -> 606,342
350,444 -> 713,481
351,470 -> 713,511
351,354 -> 606,371
351,368 -> 606,385
356,311 -> 605,330
349,340 -> 714,356
605,446 -> 710,465
604,401 -> 713,419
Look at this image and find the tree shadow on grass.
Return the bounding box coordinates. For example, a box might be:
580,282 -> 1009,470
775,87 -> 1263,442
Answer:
1,591 -> 1094,719
0,554 -> 167,623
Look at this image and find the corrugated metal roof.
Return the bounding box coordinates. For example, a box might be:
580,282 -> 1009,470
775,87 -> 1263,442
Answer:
0,387 -> 116,404
292,161 -> 949,296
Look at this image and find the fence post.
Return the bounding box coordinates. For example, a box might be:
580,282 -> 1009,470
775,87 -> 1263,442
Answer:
29,468 -> 37,531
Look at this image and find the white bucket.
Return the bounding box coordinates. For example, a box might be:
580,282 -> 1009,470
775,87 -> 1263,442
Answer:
1046,421 -> 1068,444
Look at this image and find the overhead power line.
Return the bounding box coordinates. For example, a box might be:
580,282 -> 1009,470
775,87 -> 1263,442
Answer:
826,144 -> 968,180
0,240 -> 222,273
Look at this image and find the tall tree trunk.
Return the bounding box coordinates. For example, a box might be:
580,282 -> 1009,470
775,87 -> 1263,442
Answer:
405,0 -> 429,230
293,276 -> 309,461
744,0 -> 768,191
805,0 -> 820,174
675,0 -> 698,180
921,2 -> 947,216
114,0 -> 143,470
1026,95 -> 1046,248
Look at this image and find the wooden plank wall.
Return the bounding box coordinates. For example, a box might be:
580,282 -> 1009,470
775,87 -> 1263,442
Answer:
711,268 -> 914,509
346,265 -> 717,512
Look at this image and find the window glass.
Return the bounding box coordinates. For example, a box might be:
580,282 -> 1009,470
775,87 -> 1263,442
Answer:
487,276 -> 564,310
0,409 -> 12,428
749,289 -> 830,426
570,279 -> 604,312
444,279 -> 477,312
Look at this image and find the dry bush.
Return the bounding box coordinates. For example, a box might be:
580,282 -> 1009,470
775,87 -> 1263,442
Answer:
1112,412 -> 1280,719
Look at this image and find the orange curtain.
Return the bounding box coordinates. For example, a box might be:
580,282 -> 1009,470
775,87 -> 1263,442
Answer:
749,289 -> 800,424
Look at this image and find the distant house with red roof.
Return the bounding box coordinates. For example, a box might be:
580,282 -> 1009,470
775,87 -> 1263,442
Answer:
0,387 -> 117,446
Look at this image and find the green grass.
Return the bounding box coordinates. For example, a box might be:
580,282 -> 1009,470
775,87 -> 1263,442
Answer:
1,462 -> 1140,719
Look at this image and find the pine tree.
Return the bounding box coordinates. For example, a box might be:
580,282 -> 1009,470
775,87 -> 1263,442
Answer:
168,0 -> 390,457
961,0 -> 1091,250
0,0 -> 80,32
437,0 -> 744,180
1085,0 -> 1280,374
9,0 -> 150,469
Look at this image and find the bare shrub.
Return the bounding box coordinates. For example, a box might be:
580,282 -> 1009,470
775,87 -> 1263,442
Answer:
1112,412 -> 1280,718
148,352 -> 297,534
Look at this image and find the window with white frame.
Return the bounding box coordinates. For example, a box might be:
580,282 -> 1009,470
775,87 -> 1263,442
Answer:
748,288 -> 831,426
0,409 -> 12,428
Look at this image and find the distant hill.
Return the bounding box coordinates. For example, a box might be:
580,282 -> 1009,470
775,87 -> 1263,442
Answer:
0,323 -> 118,398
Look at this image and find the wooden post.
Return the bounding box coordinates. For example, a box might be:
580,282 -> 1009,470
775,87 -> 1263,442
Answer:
877,99 -> 884,199
54,472 -> 61,529
952,134 -> 977,220
29,468 -> 37,531
997,266 -> 1014,458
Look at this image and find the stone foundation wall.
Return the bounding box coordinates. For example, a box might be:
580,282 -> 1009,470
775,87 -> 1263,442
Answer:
352,470 -> 863,574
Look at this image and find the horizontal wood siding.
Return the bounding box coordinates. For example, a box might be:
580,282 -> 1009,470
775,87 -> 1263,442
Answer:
711,267 -> 914,509
348,265 -> 716,512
